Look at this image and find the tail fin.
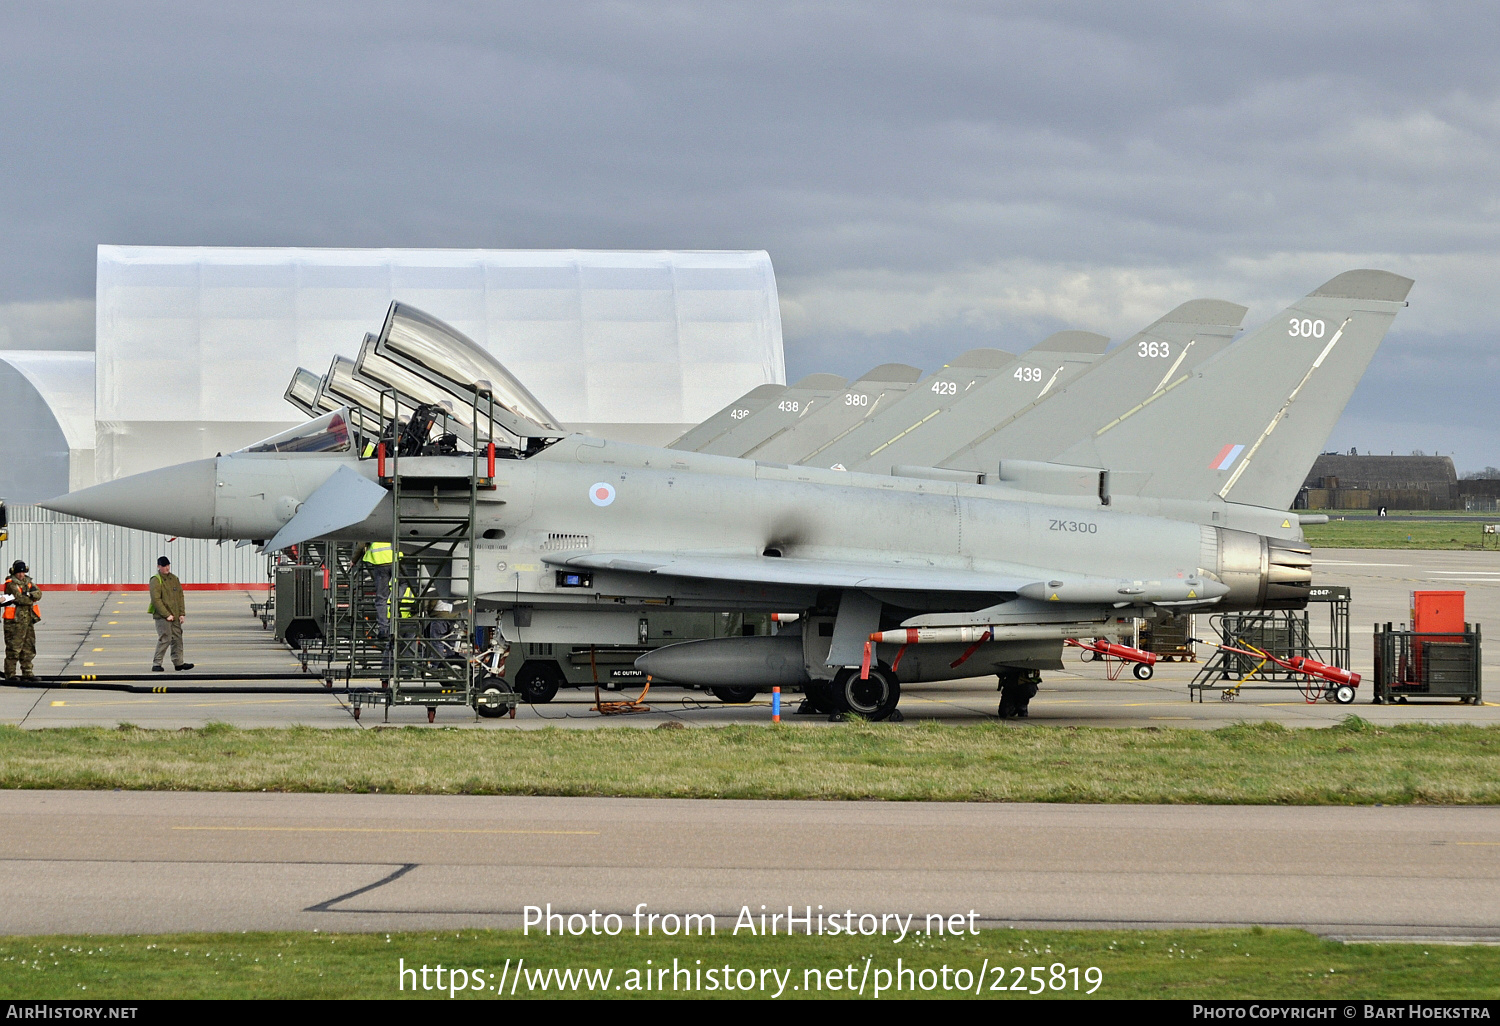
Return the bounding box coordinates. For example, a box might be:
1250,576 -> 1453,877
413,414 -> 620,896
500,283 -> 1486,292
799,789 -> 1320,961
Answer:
669,383 -> 786,450
939,298 -> 1246,468
1055,270 -> 1414,508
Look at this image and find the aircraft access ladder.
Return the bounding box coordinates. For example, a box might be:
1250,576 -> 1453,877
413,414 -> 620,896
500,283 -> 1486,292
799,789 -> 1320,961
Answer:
346,396 -> 517,722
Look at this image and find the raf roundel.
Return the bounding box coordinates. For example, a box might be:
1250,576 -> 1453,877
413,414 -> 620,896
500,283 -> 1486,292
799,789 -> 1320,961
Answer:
589,482 -> 616,507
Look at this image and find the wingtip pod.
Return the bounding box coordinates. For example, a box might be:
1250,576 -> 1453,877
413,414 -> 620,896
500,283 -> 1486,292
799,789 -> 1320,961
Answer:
1030,330 -> 1111,355
1310,269 -> 1415,304
1158,298 -> 1248,327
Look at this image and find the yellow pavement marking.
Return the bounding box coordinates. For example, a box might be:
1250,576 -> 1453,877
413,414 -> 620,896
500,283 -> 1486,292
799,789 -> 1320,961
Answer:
50,701 -> 66,707
82,662 -> 95,666
1455,842 -> 1500,846
108,622 -> 118,625
1150,717 -> 1191,720
173,826 -> 600,836
92,648 -> 103,652
101,634 -> 111,638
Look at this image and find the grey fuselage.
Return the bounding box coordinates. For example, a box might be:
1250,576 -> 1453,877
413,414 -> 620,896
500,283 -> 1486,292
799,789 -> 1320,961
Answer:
173,434 -> 1306,612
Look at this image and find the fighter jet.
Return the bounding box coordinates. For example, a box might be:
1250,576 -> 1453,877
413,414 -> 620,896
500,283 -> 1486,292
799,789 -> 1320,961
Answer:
44,271 -> 1413,720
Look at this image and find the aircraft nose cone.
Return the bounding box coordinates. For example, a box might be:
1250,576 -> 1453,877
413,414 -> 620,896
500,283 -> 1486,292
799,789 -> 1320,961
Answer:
40,458 -> 219,536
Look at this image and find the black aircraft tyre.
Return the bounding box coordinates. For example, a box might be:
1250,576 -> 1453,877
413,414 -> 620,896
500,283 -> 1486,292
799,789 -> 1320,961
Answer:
834,666 -> 901,721
475,683 -> 507,719
516,662 -> 561,704
710,685 -> 759,704
1333,684 -> 1357,705
1132,662 -> 1154,680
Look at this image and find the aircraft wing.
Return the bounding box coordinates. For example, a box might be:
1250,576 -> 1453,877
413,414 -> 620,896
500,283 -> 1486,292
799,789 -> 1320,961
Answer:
542,551 -> 1229,604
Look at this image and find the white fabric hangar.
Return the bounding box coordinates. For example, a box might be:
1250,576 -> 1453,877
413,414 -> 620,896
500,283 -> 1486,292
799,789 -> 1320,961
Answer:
0,351 -> 95,502
95,246 -> 786,481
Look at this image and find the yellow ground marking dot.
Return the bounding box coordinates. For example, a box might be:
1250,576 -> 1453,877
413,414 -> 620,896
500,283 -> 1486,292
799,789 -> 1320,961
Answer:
171,826 -> 601,835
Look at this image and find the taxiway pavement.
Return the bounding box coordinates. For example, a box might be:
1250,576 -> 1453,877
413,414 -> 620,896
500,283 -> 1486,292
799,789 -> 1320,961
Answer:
1,791 -> 1495,940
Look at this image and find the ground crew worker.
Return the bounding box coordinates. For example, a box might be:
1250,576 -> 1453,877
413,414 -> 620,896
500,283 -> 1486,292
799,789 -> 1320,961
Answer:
148,556 -> 194,672
426,598 -> 460,660
357,541 -> 395,637
4,559 -> 42,680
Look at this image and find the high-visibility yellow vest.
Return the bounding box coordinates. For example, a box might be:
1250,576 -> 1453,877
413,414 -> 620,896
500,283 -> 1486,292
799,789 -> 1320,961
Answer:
363,543 -> 394,566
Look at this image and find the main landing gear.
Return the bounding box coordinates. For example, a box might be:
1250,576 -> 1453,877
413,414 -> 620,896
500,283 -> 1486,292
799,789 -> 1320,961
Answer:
800,668 -> 903,721
833,666 -> 902,721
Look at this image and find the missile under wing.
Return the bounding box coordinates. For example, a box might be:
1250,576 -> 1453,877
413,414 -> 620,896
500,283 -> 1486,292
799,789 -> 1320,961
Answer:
741,363 -> 924,464
938,299 -> 1247,473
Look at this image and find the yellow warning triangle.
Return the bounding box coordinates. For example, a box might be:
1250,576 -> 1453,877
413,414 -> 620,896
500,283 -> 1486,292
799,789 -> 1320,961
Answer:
1282,519 -> 1291,528
1187,590 -> 1197,599
1049,592 -> 1059,601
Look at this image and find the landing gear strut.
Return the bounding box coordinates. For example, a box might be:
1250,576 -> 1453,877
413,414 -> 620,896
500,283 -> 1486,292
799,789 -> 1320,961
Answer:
997,668 -> 1040,719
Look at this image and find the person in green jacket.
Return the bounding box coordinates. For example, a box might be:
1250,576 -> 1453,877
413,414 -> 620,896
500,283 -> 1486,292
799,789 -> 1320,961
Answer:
149,556 -> 194,672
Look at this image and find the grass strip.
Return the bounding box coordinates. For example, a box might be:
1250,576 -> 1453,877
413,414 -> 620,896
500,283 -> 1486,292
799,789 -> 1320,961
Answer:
2,927 -> 1497,1000
2,718 -> 1498,804
1303,517 -> 1500,549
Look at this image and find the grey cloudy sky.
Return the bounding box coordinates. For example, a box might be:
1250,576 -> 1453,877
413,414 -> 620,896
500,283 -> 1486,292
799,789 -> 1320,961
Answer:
2,1 -> 1497,467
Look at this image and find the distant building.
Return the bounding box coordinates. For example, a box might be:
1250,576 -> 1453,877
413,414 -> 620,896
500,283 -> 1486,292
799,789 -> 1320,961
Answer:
1298,454 -> 1458,510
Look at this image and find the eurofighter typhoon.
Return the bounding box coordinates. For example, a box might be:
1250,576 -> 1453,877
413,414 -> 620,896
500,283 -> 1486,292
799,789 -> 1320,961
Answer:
45,271 -> 1413,720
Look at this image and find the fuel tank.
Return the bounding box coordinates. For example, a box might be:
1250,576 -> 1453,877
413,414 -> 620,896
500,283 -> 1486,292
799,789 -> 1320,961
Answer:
635,634 -> 811,687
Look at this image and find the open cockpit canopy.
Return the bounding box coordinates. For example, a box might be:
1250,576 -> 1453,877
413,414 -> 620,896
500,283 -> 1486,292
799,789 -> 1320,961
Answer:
375,302 -> 566,440
241,409 -> 353,455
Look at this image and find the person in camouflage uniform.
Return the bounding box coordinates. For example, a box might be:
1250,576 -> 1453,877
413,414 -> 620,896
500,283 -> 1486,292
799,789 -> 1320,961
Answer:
4,559 -> 42,679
